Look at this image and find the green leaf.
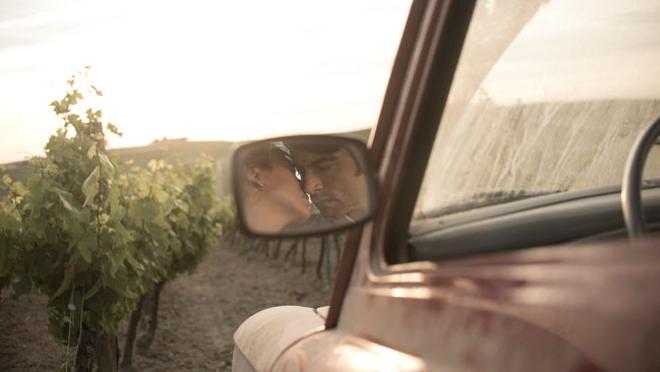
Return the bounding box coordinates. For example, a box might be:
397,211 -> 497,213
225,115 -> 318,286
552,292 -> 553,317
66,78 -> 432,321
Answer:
128,199 -> 159,225
77,235 -> 94,264
108,255 -> 119,278
52,264 -> 76,299
12,181 -> 28,196
125,254 -> 144,272
82,166 -> 100,207
99,154 -> 114,171
87,143 -> 97,159
83,277 -> 104,300
90,85 -> 103,97
58,193 -> 80,215
106,123 -> 123,137
66,114 -> 82,127
50,100 -> 67,115
153,188 -> 169,204
68,220 -> 85,246
109,204 -> 125,223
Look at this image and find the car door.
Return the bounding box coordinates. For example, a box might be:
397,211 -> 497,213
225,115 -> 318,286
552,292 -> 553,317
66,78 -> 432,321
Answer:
272,0 -> 660,371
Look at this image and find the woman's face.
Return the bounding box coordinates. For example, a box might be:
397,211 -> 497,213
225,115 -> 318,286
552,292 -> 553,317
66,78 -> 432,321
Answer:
261,162 -> 311,226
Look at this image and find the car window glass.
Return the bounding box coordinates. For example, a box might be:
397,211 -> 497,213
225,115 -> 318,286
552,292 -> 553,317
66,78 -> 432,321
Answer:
410,0 -> 660,232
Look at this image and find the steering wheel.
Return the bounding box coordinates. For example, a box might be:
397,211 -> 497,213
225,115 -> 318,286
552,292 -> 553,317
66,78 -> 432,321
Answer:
622,116 -> 660,239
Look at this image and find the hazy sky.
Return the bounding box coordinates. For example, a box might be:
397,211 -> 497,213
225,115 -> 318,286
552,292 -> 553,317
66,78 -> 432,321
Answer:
4,0 -> 659,165
481,0 -> 660,104
0,0 -> 411,163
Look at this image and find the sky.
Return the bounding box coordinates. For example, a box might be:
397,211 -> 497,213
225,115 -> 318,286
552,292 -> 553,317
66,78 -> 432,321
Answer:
0,0 -> 411,163
481,0 -> 660,105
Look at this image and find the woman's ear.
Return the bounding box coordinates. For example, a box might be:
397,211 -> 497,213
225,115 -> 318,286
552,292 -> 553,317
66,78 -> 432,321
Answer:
246,167 -> 266,191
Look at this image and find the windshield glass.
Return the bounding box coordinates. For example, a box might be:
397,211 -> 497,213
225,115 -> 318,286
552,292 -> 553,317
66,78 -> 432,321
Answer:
411,0 -> 660,225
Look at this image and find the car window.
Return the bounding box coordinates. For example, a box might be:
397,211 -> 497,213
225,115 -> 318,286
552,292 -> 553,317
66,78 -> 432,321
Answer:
409,0 -> 660,232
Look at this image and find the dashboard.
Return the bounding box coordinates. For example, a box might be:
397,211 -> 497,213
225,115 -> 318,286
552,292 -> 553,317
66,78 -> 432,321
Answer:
409,185 -> 660,261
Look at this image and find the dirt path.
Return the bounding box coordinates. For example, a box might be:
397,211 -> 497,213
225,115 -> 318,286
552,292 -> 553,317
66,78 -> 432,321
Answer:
0,239 -> 334,371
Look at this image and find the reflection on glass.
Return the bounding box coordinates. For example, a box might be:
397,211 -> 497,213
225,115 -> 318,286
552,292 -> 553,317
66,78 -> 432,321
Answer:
412,0 -> 660,225
234,137 -> 373,235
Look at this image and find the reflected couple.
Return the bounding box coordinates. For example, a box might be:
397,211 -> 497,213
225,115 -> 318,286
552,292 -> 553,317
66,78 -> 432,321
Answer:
237,137 -> 371,234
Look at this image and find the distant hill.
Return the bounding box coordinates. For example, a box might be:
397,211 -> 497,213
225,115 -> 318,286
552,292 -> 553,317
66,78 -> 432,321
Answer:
1,128 -> 372,197
1,140 -> 232,183
113,139 -> 235,166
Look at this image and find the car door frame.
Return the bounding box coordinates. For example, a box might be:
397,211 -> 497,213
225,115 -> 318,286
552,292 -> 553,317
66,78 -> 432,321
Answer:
325,0 -> 477,329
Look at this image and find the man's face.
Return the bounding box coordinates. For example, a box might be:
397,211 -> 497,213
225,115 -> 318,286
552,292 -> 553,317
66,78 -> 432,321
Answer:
292,147 -> 368,221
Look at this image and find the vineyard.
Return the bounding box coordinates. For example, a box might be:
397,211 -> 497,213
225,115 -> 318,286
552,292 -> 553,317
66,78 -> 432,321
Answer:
0,71 -> 344,371
0,71 -> 215,371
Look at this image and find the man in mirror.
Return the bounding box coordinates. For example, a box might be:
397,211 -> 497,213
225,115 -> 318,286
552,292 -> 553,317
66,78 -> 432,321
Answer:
288,140 -> 370,226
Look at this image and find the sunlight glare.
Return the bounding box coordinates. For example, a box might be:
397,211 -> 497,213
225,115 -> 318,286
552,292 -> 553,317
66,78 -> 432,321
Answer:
0,0 -> 411,162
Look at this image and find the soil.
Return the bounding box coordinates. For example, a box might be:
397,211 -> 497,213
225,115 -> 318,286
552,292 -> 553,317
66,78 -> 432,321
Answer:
0,238 -> 338,371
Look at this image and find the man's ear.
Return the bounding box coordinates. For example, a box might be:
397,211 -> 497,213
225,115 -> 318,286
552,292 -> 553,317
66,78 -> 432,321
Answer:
246,167 -> 265,191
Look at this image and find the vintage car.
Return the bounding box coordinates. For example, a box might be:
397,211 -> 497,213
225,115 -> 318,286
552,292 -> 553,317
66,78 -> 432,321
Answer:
230,0 -> 660,371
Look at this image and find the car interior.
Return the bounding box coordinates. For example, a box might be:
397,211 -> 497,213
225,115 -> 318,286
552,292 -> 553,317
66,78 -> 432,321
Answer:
409,181 -> 660,261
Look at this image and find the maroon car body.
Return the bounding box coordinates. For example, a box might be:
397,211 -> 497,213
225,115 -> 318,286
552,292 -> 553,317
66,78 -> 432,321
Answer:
232,1 -> 660,371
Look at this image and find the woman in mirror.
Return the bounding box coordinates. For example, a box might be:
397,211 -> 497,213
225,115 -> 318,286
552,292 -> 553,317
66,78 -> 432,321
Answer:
238,142 -> 311,233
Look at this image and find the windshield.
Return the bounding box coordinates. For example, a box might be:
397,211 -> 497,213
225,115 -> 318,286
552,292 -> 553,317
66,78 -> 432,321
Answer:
411,0 -> 660,224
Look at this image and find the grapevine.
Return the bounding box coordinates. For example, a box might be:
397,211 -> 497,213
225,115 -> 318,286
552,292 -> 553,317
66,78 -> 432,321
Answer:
0,70 -> 226,371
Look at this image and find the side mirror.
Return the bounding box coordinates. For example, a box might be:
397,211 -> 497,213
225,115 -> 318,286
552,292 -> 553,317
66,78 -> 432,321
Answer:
232,135 -> 377,237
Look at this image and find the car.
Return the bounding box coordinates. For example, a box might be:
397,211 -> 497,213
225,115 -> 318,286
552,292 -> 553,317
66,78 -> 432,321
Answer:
230,0 -> 660,371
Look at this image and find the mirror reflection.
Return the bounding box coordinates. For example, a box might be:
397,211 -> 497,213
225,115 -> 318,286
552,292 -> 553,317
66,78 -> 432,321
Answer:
234,136 -> 374,236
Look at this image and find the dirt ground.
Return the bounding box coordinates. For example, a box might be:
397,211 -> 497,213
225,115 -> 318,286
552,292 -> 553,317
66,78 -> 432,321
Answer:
0,238 -> 337,371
